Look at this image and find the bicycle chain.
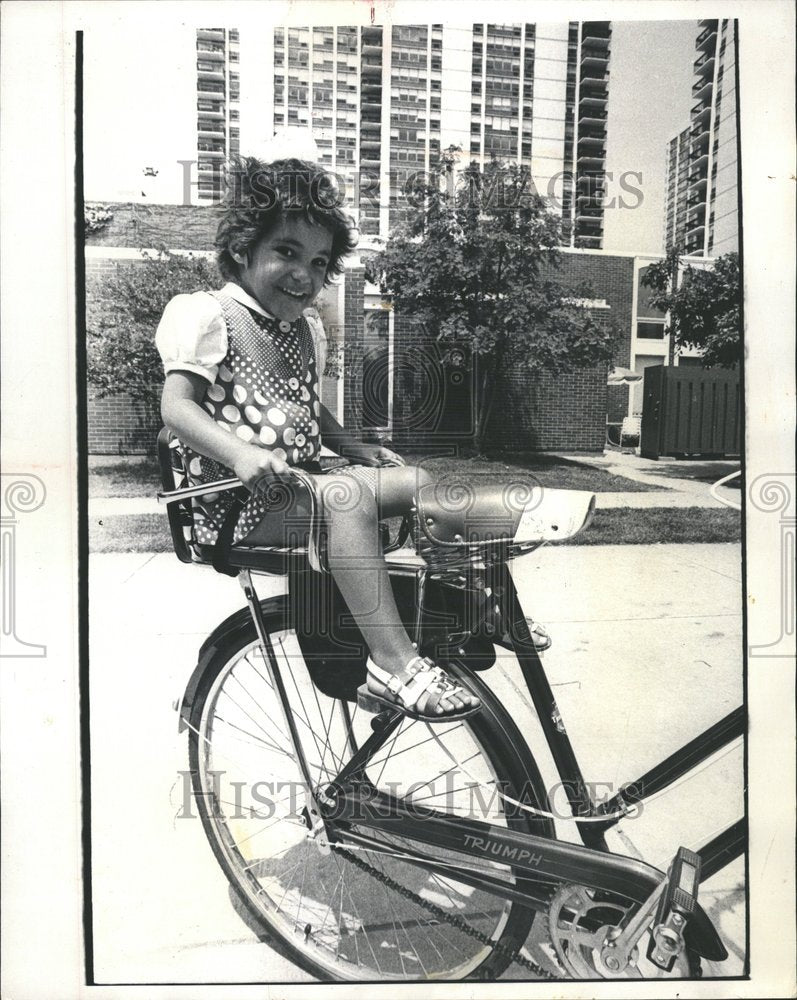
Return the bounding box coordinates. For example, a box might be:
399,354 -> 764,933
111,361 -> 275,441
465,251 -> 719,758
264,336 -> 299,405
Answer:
334,842 -> 562,980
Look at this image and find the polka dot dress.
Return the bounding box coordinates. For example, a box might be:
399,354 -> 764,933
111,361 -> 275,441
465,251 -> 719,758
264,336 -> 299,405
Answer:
178,291 -> 323,545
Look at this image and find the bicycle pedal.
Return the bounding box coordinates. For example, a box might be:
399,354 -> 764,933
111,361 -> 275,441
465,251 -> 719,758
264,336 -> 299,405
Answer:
647,846 -> 702,971
358,685 -> 398,724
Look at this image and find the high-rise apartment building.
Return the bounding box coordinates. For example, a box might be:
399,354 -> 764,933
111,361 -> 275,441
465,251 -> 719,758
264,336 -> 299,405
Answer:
196,28 -> 241,202
663,126 -> 691,251
270,22 -> 611,247
670,18 -> 738,257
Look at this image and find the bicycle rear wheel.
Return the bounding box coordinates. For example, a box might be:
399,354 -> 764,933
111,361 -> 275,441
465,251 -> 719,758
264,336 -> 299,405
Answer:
187,607 -> 554,981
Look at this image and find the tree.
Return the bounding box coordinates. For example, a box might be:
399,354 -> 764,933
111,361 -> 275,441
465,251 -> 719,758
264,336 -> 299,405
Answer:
87,248 -> 220,405
364,153 -> 615,451
641,249 -> 741,368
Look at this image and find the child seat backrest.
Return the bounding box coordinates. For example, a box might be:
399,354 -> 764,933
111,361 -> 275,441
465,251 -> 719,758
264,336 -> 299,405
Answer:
156,427 -> 206,563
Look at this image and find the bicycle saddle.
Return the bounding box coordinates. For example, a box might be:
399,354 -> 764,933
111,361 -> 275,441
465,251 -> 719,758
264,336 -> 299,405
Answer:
416,482 -> 596,546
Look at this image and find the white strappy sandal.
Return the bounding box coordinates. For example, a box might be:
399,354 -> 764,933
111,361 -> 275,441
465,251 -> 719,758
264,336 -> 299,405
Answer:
358,656 -> 481,723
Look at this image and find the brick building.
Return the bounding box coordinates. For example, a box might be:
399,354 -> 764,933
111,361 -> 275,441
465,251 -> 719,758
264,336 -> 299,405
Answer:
85,200 -> 690,455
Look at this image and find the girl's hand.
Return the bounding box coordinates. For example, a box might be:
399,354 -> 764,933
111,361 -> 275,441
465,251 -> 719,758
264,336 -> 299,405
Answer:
232,445 -> 291,493
344,442 -> 406,467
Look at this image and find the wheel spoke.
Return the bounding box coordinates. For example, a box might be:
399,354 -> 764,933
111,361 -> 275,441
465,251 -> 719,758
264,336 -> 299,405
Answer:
190,630 -> 548,980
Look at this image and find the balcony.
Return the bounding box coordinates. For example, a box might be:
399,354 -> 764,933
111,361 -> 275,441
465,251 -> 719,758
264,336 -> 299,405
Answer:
576,208 -> 604,224
579,108 -> 607,124
581,23 -> 611,45
197,83 -> 225,97
691,99 -> 711,121
687,192 -> 706,210
580,63 -> 609,81
580,75 -> 608,94
686,203 -> 705,225
690,120 -> 710,142
581,47 -> 610,65
197,28 -> 225,41
579,92 -> 608,108
688,150 -> 708,170
577,149 -> 606,166
578,127 -> 606,144
196,44 -> 224,59
696,22 -> 718,48
694,51 -> 715,77
197,125 -> 225,137
576,197 -> 606,214
197,67 -> 225,81
687,166 -> 708,186
692,77 -> 712,100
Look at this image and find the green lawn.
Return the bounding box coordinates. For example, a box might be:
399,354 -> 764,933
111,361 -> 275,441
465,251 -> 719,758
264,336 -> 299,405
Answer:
89,451 -> 662,500
90,513 -> 171,553
560,507 -> 741,545
410,453 -> 661,493
89,506 -> 740,554
89,459 -> 161,498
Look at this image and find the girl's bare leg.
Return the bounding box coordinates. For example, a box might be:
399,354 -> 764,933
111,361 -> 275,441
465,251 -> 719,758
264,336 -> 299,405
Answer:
318,468 -> 475,713
243,465 -> 476,713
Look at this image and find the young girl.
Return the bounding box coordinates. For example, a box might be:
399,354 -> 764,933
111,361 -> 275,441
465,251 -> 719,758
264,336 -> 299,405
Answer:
157,156 -> 481,722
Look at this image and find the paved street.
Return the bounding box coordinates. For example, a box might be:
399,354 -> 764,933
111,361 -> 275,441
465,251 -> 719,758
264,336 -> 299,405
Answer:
88,541 -> 745,984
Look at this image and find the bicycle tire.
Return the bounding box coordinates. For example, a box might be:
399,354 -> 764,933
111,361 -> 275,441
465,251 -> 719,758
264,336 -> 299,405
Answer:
187,606 -> 555,981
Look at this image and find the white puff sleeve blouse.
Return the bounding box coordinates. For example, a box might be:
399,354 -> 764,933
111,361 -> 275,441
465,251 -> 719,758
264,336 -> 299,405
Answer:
155,291 -> 228,383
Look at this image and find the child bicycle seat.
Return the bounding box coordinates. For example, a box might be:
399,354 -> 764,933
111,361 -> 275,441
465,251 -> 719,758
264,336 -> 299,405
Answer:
415,481 -> 596,548
157,427 -> 418,576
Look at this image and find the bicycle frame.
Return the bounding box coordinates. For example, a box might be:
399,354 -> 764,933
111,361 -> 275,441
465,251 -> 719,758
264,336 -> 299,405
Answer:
164,462 -> 745,969
228,556 -> 737,963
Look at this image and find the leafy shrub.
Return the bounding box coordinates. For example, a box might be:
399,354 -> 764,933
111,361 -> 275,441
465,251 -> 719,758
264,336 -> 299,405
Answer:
86,248 -> 220,404
84,204 -> 114,235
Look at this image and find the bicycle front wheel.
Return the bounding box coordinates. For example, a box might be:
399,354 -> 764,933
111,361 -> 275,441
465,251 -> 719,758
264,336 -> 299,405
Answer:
187,608 -> 554,981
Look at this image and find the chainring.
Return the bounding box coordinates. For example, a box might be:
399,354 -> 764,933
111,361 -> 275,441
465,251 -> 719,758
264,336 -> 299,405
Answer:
547,884 -> 699,979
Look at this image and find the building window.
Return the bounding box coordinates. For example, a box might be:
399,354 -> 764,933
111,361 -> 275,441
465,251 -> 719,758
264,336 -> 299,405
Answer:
637,321 -> 666,340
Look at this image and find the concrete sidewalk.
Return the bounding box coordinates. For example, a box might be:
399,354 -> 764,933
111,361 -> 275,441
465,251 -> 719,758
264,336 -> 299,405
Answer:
88,542 -> 745,984
557,451 -> 741,509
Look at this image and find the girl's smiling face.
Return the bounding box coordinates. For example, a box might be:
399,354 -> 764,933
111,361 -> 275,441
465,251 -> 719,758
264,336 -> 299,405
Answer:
234,215 -> 333,322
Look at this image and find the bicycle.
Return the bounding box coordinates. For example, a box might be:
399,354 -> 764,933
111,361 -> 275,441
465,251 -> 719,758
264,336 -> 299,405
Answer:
157,428 -> 746,981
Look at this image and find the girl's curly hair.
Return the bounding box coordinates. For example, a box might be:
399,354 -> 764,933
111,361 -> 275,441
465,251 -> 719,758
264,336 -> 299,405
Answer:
215,156 -> 358,284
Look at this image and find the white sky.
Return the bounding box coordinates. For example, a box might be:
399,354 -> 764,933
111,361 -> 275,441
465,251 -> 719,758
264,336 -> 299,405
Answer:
603,20 -> 698,254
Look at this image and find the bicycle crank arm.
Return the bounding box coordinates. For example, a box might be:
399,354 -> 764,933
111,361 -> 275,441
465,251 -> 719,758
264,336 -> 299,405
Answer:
323,785 -> 728,963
